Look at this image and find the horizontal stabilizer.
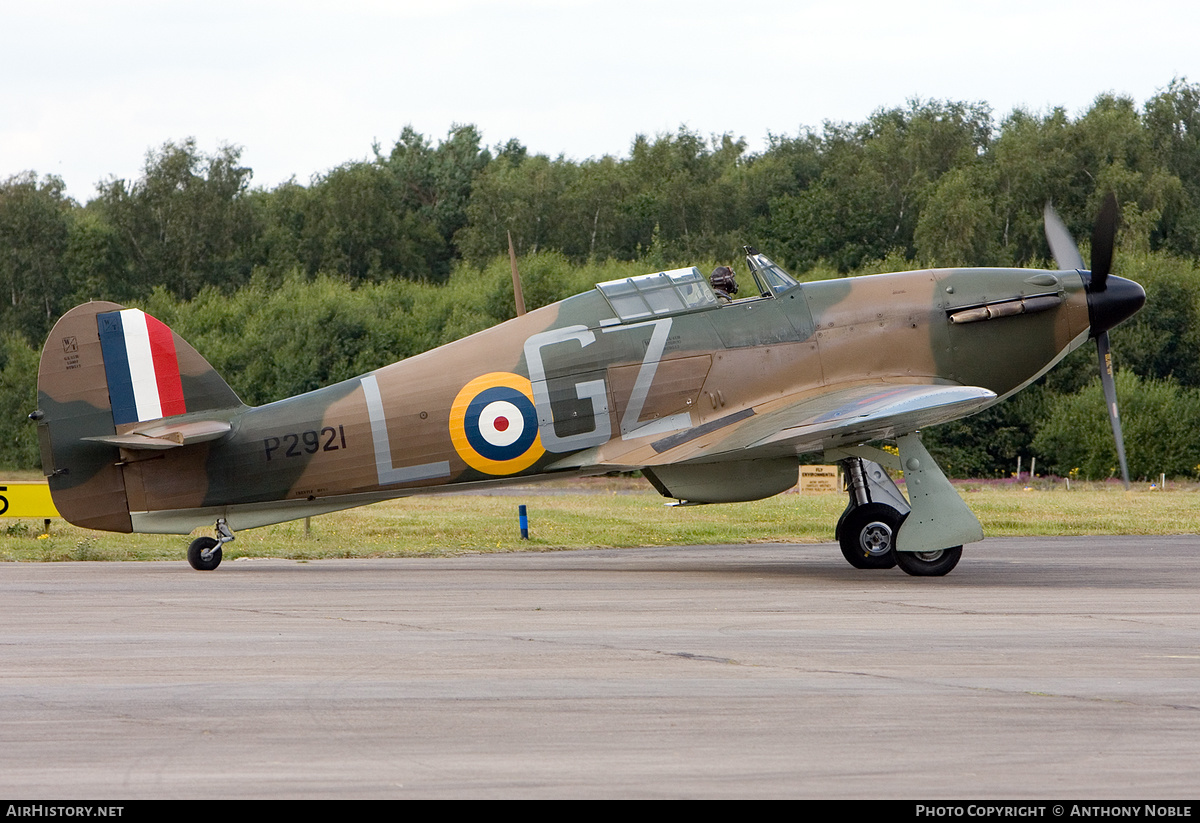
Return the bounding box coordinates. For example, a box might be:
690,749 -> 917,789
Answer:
82,419 -> 233,450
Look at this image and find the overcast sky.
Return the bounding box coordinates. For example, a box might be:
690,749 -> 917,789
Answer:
3,0 -> 1196,201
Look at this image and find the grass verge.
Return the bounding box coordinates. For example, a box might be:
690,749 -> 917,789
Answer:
0,477 -> 1196,563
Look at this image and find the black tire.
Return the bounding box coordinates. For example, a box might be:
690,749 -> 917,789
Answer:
187,536 -> 222,571
895,546 -> 962,577
838,503 -> 902,569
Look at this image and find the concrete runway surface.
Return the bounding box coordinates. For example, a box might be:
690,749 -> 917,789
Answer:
2,536 -> 1198,799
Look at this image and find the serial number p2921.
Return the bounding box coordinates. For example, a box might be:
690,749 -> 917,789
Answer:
264,426 -> 346,460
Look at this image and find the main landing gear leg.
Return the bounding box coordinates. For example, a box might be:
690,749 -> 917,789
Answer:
187,518 -> 235,571
890,432 -> 981,577
832,449 -> 910,570
831,436 -> 981,577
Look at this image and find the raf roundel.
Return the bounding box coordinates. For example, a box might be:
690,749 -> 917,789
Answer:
450,373 -> 545,475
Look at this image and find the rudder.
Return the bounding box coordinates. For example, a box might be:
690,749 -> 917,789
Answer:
35,302 -> 243,532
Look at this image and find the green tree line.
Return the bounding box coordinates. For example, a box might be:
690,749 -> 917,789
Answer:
4,80 -> 1200,477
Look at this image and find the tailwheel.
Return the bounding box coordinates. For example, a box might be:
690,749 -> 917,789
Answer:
187,518 -> 234,571
187,536 -> 222,571
838,503 -> 902,569
895,546 -> 962,577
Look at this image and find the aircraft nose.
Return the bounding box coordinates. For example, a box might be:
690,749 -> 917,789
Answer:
1087,274 -> 1146,337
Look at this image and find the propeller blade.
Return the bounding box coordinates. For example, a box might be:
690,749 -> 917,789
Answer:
1047,195 -> 1135,488
1090,192 -> 1118,292
1044,203 -> 1084,272
1096,331 -> 1131,489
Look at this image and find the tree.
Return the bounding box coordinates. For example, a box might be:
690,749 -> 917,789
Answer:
298,161 -> 446,283
458,152 -> 575,264
0,334 -> 40,469
1108,252 -> 1200,388
1073,94 -> 1183,254
1033,372 -> 1200,480
914,165 -> 1000,266
95,139 -> 258,298
1145,78 -> 1200,256
989,107 -> 1080,264
765,100 -> 994,272
381,124 -> 491,252
0,172 -> 73,339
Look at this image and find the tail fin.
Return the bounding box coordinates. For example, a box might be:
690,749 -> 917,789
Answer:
35,302 -> 243,532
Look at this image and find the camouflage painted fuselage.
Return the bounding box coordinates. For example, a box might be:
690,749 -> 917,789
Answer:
36,264 -> 1091,535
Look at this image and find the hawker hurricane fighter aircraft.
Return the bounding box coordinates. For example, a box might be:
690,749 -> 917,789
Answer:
33,197 -> 1144,575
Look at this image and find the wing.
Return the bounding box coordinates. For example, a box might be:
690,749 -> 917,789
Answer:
714,383 -> 996,458
568,383 -> 997,469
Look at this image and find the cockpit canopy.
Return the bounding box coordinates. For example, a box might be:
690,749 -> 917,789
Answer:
743,246 -> 799,297
595,266 -> 719,323
596,248 -> 799,324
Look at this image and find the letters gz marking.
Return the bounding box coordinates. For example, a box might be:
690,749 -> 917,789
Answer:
523,317 -> 690,452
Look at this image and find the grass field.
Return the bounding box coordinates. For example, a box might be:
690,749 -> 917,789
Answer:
1,476 -> 1196,563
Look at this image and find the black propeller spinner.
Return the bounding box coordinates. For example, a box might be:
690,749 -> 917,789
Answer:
1043,193 -> 1146,489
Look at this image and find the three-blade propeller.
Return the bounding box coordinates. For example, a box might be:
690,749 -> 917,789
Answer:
1044,193 -> 1143,488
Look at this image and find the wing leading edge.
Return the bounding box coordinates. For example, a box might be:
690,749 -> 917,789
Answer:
588,383 -> 997,468
742,383 -> 997,455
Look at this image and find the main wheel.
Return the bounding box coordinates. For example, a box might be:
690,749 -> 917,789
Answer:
187,536 -> 222,571
838,503 -> 902,569
895,546 -> 962,577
